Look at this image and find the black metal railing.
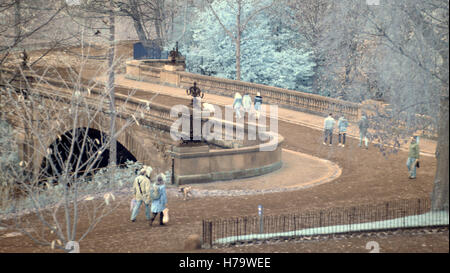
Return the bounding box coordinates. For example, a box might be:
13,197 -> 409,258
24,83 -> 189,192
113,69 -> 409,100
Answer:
202,198 -> 449,247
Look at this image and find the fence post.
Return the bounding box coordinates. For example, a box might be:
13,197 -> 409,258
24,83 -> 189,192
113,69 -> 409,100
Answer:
293,214 -> 297,234
244,217 -> 247,236
203,220 -> 213,248
236,218 -> 239,242
386,203 -> 389,219
171,158 -> 175,185
208,221 -> 213,247
202,220 -> 205,247
258,205 -> 264,234
351,207 -> 356,231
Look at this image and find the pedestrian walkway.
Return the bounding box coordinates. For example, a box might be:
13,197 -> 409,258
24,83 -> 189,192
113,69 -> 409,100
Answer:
95,74 -> 437,157
178,149 -> 342,195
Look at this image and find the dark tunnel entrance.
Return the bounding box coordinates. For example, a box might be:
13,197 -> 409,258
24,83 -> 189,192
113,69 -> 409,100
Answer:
40,127 -> 137,181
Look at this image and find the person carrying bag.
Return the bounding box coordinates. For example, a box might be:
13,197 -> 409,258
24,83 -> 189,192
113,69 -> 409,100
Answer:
149,174 -> 168,226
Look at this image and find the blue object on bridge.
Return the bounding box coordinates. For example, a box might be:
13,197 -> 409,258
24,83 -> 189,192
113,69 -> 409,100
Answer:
133,42 -> 164,60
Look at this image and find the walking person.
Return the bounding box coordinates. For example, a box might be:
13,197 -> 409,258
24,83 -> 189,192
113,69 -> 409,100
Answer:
130,166 -> 152,222
406,136 -> 420,179
242,93 -> 252,114
149,174 -> 168,226
323,113 -> 336,146
337,115 -> 349,147
233,92 -> 243,119
358,113 -> 369,149
254,92 -> 263,119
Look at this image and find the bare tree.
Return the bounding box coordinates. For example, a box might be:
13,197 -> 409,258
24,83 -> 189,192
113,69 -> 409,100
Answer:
0,44 -> 163,251
362,0 -> 448,210
60,0 -> 120,169
0,0 -> 71,69
286,0 -> 448,209
286,0 -> 374,100
64,0 -> 185,48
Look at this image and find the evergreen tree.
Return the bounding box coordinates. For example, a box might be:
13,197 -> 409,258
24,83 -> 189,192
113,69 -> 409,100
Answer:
172,1 -> 315,92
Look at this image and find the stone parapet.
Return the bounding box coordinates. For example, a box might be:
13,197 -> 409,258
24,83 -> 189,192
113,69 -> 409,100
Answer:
126,59 -> 361,121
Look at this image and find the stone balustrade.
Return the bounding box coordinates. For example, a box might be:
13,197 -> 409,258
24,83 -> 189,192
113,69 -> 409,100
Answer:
126,60 -> 361,121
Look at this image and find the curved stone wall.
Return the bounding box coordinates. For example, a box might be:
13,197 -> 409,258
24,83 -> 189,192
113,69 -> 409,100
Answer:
170,130 -> 284,185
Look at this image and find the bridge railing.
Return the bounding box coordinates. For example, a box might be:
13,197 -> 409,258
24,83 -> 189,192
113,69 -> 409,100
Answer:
179,72 -> 360,121
128,61 -> 361,121
0,67 -> 176,128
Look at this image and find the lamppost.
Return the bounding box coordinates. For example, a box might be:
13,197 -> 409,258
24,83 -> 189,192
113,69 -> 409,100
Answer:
169,42 -> 182,64
183,82 -> 205,144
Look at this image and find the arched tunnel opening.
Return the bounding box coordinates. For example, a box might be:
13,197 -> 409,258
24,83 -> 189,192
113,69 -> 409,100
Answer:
40,127 -> 137,182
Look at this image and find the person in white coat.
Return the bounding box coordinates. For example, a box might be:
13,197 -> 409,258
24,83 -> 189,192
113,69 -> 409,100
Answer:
233,92 -> 243,119
242,93 -> 252,114
323,113 -> 336,146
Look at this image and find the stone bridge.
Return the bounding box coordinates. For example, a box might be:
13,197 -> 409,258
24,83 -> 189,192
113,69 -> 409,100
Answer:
0,67 -> 283,185
2,59 -> 436,185
1,67 -> 178,177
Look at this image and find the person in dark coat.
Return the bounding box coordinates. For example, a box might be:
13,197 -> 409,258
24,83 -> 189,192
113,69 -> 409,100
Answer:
254,92 -> 263,119
358,114 -> 369,149
337,115 -> 349,147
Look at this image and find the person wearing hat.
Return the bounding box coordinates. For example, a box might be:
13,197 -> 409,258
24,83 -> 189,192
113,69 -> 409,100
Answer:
406,136 -> 420,179
130,166 -> 152,222
149,174 -> 168,226
254,92 -> 263,119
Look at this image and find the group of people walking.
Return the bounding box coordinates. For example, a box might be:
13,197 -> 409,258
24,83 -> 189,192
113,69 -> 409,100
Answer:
323,113 -> 421,179
233,92 -> 263,119
130,166 -> 168,226
322,113 -> 370,148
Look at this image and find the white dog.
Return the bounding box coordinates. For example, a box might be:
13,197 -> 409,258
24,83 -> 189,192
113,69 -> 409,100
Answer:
179,186 -> 193,200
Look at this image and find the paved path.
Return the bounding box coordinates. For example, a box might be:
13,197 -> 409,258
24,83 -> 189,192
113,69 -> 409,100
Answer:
96,74 -> 437,157
177,149 -> 342,196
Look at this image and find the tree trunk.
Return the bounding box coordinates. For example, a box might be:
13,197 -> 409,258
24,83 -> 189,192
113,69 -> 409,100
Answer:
133,17 -> 148,42
128,0 -> 149,42
236,35 -> 241,81
108,0 -> 116,167
431,90 -> 449,211
154,0 -> 164,48
14,0 -> 21,44
235,1 -> 241,81
431,46 -> 449,211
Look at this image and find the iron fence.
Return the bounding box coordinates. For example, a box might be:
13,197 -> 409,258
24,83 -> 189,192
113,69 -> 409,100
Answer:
202,198 -> 449,247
